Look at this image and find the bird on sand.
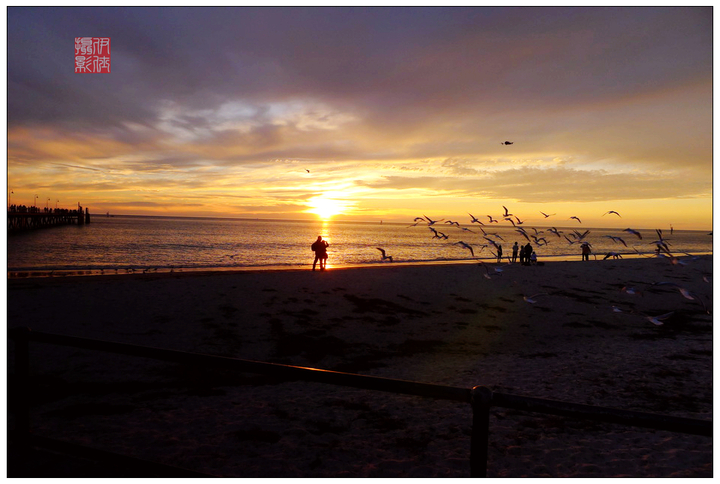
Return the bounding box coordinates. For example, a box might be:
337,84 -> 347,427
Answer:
478,261 -> 503,279
645,311 -> 674,326
501,141 -> 514,145
523,293 -> 548,304
455,241 -> 475,257
376,248 -> 393,262
603,210 -> 621,217
620,286 -> 641,295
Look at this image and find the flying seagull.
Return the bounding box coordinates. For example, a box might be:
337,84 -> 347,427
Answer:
540,211 -> 556,218
423,215 -> 444,225
603,210 -> 621,217
376,248 -> 393,262
623,228 -> 642,240
468,213 -> 484,225
501,141 -> 514,145
604,235 -> 628,247
455,241 -> 475,257
569,216 -> 582,224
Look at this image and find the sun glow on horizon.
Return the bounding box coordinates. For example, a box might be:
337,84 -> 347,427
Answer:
306,194 -> 354,220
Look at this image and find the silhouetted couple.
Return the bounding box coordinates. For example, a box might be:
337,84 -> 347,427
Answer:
311,236 -> 329,271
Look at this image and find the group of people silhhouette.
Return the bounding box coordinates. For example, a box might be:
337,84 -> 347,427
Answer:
510,241 -> 537,265
311,235 -> 329,271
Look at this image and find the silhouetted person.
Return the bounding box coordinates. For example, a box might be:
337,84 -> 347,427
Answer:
512,242 -> 519,263
523,243 -> 533,265
497,244 -> 503,263
529,250 -> 537,265
311,236 -> 329,271
581,242 -> 591,261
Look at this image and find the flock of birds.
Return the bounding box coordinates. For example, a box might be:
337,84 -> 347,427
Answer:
372,204 -> 710,325
376,205 -> 666,263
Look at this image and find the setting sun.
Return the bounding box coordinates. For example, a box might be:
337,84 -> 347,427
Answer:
306,195 -> 352,220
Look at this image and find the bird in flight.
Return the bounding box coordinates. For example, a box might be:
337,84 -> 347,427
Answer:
603,210 -> 621,217
376,247 -> 393,262
569,216 -> 582,223
502,206 -> 513,217
623,228 -> 642,240
531,236 -> 548,246
547,227 -> 563,238
501,141 -> 514,145
604,235 -> 627,247
540,211 -> 555,218
487,215 -> 499,223
423,215 -> 443,225
455,241 -> 475,257
468,213 -> 484,225
305,169 -> 310,173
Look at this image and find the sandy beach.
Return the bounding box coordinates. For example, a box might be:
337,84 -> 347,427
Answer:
7,255 -> 713,477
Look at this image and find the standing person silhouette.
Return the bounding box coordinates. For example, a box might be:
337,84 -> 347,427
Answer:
512,242 -> 519,263
311,236 -> 329,271
581,242 -> 591,261
496,244 -> 503,263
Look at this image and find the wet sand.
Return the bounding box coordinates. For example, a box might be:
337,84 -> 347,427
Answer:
7,256 -> 713,477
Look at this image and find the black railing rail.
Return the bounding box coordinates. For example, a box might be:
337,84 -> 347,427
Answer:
8,327 -> 712,477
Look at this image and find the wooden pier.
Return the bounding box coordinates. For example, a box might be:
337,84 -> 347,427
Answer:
8,207 -> 90,233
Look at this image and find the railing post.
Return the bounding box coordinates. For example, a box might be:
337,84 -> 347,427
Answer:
12,327 -> 31,446
470,386 -> 493,477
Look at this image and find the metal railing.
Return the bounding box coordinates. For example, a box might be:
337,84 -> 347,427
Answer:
8,327 -> 712,477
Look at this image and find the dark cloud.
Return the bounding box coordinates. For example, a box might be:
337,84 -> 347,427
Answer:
8,7 -> 712,132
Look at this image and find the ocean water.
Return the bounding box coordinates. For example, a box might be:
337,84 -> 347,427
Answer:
6,215 -> 713,275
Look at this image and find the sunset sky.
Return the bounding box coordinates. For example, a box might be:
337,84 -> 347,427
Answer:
7,7 -> 713,229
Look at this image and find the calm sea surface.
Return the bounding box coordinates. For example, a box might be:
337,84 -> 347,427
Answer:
6,215 -> 713,275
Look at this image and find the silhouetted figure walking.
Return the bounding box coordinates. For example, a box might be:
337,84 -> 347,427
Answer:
311,236 -> 329,271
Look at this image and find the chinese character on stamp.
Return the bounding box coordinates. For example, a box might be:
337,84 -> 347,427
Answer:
75,37 -> 110,73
